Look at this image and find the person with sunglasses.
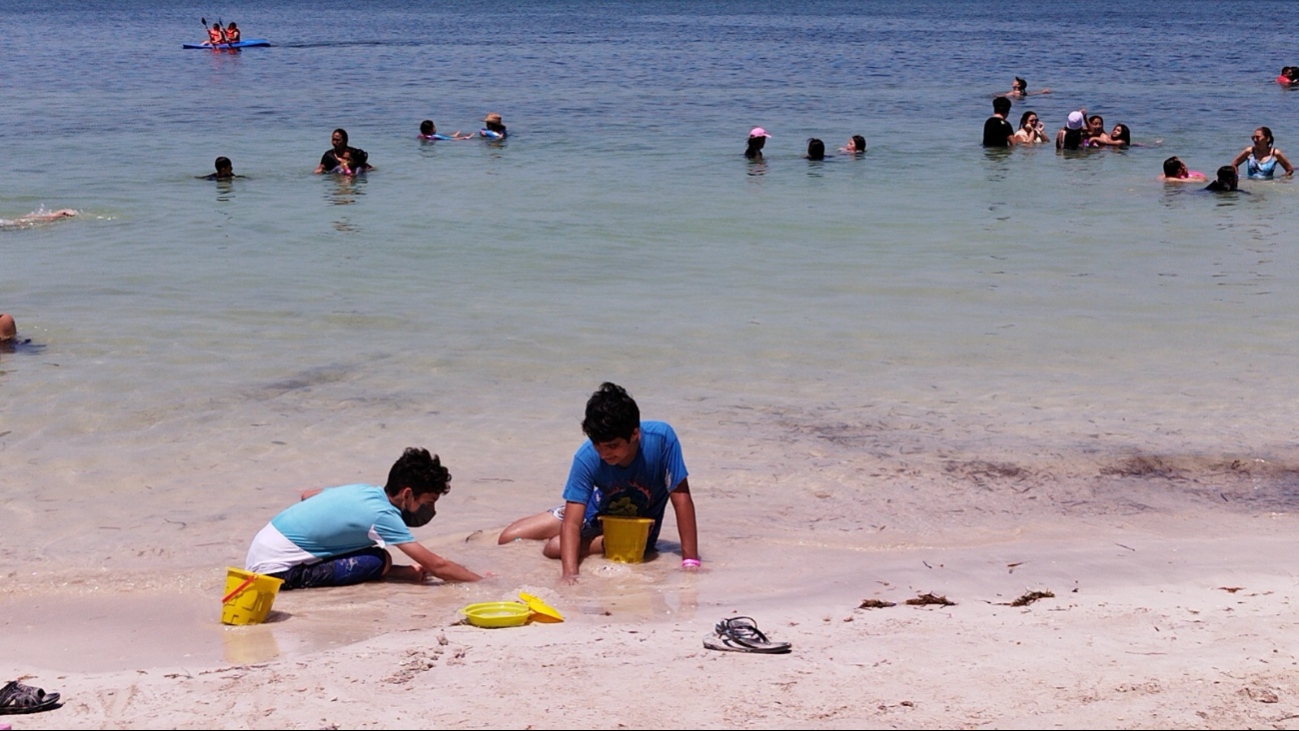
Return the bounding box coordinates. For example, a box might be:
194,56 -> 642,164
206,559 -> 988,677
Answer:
1230,127 -> 1294,180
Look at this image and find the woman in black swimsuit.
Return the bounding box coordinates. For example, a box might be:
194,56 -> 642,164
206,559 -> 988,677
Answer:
314,128 -> 372,175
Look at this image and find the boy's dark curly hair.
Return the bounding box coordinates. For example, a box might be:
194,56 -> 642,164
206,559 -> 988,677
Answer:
384,447 -> 452,498
581,382 -> 640,443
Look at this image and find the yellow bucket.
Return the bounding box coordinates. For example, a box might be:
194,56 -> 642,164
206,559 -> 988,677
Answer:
599,516 -> 655,563
220,567 -> 283,626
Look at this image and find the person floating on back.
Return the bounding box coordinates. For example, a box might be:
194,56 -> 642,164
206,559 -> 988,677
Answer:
245,447 -> 485,588
1159,156 -> 1206,183
0,209 -> 76,228
497,382 -> 701,584
983,96 -> 1016,147
418,120 -> 471,141
1000,76 -> 1051,98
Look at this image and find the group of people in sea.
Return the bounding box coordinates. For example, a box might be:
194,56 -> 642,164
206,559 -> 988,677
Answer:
200,114 -> 510,180
981,75 -> 1294,192
743,127 -> 867,161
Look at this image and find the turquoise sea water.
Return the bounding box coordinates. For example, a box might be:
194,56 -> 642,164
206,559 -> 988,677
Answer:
4,0 -> 1299,578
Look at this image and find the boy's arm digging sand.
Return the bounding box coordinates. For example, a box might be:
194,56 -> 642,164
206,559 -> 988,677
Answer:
669,479 -> 700,569
397,541 -> 483,583
245,448 -> 486,589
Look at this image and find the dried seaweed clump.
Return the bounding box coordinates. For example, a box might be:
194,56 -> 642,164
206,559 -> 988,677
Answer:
905,593 -> 956,607
858,599 -> 896,609
1007,590 -> 1054,607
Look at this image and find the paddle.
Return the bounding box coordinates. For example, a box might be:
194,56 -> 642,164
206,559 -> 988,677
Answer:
217,17 -> 233,48
200,16 -> 224,47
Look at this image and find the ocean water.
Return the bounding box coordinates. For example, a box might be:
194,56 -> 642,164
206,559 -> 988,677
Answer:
4,0 -> 1299,583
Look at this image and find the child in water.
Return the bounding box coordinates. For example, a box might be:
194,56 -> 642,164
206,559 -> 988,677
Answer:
480,113 -> 508,139
418,120 -> 471,141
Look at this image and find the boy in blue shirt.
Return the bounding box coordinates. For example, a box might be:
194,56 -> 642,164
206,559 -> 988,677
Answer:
245,448 -> 484,588
498,382 -> 700,583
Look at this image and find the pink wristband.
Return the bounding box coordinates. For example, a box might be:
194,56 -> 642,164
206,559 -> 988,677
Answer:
682,558 -> 701,568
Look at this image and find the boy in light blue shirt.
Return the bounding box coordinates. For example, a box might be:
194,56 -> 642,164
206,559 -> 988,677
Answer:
245,448 -> 484,588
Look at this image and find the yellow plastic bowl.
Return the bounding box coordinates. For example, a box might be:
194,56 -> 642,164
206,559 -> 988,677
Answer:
460,601 -> 530,628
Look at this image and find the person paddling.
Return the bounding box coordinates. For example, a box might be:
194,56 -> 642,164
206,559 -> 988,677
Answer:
203,22 -> 227,46
224,22 -> 241,43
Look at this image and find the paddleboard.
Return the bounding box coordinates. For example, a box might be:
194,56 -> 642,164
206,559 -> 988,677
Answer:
182,40 -> 271,49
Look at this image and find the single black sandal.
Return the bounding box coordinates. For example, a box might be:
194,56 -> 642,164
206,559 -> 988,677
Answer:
0,680 -> 62,715
704,616 -> 792,654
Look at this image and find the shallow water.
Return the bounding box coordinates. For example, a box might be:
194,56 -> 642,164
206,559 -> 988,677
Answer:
4,0 -> 1299,582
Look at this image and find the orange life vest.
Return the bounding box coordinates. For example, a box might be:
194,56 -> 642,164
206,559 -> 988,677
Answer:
225,28 -> 240,42
207,27 -> 225,44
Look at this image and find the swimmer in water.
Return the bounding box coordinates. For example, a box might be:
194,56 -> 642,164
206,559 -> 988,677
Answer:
418,120 -> 471,141
1000,76 -> 1051,98
745,127 -> 770,159
806,138 -> 826,160
0,313 -> 16,342
1014,111 -> 1049,144
480,113 -> 508,140
839,135 -> 866,154
1056,110 -> 1086,150
315,128 -> 373,175
0,209 -> 77,227
199,156 -> 238,180
1204,165 -> 1247,193
1158,156 -> 1207,183
1230,127 -> 1294,180
1089,123 -> 1133,148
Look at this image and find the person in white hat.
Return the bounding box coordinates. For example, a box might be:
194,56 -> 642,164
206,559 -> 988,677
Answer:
1056,110 -> 1087,150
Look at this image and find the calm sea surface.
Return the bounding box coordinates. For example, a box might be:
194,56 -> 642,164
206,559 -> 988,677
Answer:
4,0 -> 1299,575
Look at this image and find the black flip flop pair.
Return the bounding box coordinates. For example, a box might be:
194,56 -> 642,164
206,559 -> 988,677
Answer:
704,616 -> 792,654
0,680 -> 61,715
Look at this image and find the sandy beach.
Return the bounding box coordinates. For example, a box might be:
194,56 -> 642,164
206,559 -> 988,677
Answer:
7,456 -> 1299,729
7,2 -> 1299,728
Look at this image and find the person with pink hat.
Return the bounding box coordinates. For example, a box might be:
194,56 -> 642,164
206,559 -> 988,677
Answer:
745,127 -> 770,159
